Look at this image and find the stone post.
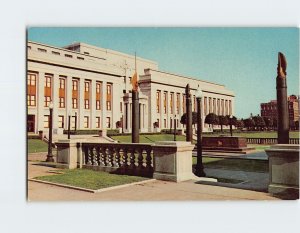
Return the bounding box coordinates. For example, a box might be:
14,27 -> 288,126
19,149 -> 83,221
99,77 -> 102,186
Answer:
276,52 -> 289,144
265,144 -> 299,199
56,140 -> 79,169
152,141 -> 195,182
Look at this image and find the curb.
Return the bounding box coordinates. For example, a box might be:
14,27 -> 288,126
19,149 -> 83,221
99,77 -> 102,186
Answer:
28,178 -> 156,193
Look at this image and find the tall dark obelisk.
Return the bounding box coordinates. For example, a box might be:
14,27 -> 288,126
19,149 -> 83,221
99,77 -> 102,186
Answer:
131,54 -> 139,143
185,84 -> 192,142
276,52 -> 289,144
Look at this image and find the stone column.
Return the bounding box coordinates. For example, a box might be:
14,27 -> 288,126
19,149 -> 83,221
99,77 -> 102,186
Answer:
153,141 -> 195,182
37,72 -> 45,132
56,140 -> 79,169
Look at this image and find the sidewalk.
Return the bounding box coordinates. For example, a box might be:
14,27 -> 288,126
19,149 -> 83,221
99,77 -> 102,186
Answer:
27,161 -> 278,201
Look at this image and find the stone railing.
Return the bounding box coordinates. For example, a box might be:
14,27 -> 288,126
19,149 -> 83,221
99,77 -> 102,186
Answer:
56,140 -> 196,182
247,138 -> 299,145
82,142 -> 153,177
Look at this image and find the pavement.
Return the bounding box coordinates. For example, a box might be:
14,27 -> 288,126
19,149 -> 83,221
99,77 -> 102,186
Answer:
27,154 -> 278,201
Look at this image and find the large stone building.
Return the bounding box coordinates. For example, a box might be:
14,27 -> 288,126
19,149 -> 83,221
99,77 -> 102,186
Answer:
260,95 -> 300,124
27,41 -> 235,135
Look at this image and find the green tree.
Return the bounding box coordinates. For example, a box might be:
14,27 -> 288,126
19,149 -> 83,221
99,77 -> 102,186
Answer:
205,113 -> 219,130
243,118 -> 255,131
236,119 -> 245,130
218,115 -> 229,132
180,112 -> 198,126
253,115 -> 266,131
263,117 -> 273,131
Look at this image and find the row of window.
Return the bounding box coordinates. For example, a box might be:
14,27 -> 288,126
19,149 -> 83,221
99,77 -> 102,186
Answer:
156,90 -> 232,116
27,72 -> 112,111
43,115 -> 111,129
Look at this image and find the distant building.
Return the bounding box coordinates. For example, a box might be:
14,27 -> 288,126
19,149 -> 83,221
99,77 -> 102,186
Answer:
260,95 -> 300,124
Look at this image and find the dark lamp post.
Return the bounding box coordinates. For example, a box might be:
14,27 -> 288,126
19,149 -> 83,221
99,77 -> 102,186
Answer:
194,85 -> 206,177
46,102 -> 54,162
229,114 -> 233,137
74,112 -> 77,131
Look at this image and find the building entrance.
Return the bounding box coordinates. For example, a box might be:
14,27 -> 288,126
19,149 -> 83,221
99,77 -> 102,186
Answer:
27,115 -> 35,133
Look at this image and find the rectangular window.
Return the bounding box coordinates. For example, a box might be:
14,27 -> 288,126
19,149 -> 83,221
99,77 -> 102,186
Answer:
120,102 -> 123,112
72,98 -> 78,109
77,57 -> 84,60
52,51 -> 60,55
44,115 -> 50,128
59,77 -> 66,108
182,94 -> 186,113
44,75 -> 52,107
204,97 -> 207,115
170,93 -> 174,114
176,93 -> 180,114
106,117 -> 111,128
106,84 -> 112,111
84,116 -> 89,128
96,82 -> 101,110
65,54 -> 72,58
164,119 -> 167,128
58,115 -> 64,128
38,48 -> 47,53
72,80 -> 78,91
27,73 -> 36,106
96,117 -> 101,128
193,96 -> 196,112
59,97 -> 65,108
84,81 -> 90,109
163,92 -> 167,114
71,116 -> 76,129
156,91 -> 161,113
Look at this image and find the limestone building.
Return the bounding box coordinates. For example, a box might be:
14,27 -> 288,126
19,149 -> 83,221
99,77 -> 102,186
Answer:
27,41 -> 235,135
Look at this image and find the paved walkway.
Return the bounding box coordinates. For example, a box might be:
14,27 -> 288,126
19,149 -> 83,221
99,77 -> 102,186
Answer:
27,161 -> 278,201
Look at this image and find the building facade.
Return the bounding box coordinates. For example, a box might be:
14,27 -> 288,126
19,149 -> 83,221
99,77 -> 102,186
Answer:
260,95 -> 300,124
27,41 -> 235,135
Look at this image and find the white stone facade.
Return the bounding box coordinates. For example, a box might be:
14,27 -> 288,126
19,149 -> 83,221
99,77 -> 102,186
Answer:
27,41 -> 235,134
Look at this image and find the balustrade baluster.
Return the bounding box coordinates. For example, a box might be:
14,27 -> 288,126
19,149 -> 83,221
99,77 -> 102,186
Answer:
84,146 -> 89,165
108,146 -> 114,167
102,147 -> 107,166
129,148 -> 136,169
87,146 -> 92,165
123,148 -> 128,168
137,149 -> 144,169
115,148 -> 121,167
145,148 -> 152,170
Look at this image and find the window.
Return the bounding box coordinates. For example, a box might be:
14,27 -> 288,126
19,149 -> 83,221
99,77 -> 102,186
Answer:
77,57 -> 84,60
85,99 -> 90,109
58,97 -> 64,108
163,92 -> 167,114
59,78 -> 65,89
38,48 -> 47,53
96,117 -> 101,128
106,101 -> 111,111
84,81 -> 90,109
44,96 -> 51,107
27,46 -> 31,50
106,117 -> 111,128
52,51 -> 60,55
72,80 -> 78,91
164,119 -> 167,128
58,115 -> 64,128
59,78 -> 66,108
106,84 -> 112,111
84,116 -> 89,128
27,73 -> 36,106
71,116 -> 76,129
65,54 -> 72,58
44,115 -> 50,128
96,82 -> 101,110
193,96 -> 196,112
72,98 -> 78,109
182,94 -> 186,113
84,52 -> 90,55
176,93 -> 180,114
45,76 -> 51,87
170,93 -> 174,114
120,102 -> 123,112
156,91 -> 161,113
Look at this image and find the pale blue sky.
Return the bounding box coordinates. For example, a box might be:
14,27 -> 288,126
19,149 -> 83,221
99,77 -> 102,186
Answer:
28,27 -> 299,118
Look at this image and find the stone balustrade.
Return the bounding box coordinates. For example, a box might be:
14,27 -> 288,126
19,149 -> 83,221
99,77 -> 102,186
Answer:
56,140 -> 196,182
247,138 -> 299,145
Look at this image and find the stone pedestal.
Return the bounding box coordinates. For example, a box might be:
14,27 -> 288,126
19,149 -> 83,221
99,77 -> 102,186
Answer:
265,144 -> 299,199
56,140 -> 80,169
153,141 -> 195,182
202,136 -> 254,153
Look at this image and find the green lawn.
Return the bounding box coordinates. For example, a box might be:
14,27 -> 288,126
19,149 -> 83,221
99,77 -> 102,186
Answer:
34,169 -> 148,190
111,134 -> 186,143
194,157 -> 268,173
28,139 -> 48,153
203,131 -> 299,138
